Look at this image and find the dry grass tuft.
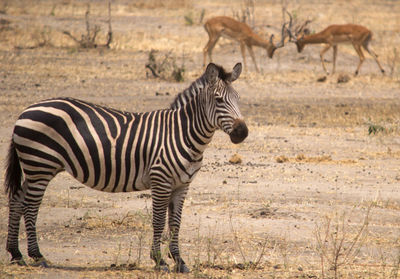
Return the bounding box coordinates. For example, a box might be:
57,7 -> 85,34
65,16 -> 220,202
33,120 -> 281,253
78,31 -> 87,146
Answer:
276,154 -> 357,164
81,210 -> 152,231
315,204 -> 372,279
276,155 -> 289,163
127,0 -> 193,10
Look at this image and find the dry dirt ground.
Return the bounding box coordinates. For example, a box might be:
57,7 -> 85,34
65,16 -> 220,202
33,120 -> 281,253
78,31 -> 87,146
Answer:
0,0 -> 399,278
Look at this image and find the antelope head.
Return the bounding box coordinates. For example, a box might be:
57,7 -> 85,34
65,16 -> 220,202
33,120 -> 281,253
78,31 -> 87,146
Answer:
285,11 -> 312,52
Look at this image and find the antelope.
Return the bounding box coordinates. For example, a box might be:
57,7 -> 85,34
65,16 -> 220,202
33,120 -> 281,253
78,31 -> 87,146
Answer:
286,15 -> 385,75
203,16 -> 287,72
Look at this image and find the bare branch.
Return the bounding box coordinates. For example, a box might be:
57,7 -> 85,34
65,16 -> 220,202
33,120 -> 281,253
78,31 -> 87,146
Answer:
85,4 -> 91,41
105,0 -> 113,48
62,31 -> 81,44
62,1 -> 113,49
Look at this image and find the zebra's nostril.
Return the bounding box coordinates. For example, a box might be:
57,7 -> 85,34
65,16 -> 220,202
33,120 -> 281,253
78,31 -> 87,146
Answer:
229,119 -> 248,144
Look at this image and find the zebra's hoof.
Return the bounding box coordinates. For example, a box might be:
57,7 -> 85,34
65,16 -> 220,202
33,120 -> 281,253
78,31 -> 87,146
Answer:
155,264 -> 170,273
175,263 -> 190,273
33,257 -> 50,268
11,258 -> 27,266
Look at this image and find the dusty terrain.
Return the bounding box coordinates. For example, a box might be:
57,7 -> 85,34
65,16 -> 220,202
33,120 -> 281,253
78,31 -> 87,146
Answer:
0,0 -> 399,278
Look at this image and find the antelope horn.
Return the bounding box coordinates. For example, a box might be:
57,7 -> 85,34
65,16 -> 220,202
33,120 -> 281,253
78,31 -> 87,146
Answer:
274,22 -> 287,48
297,19 -> 312,34
296,20 -> 312,41
269,33 -> 275,44
286,10 -> 293,30
286,23 -> 297,42
284,11 -> 297,42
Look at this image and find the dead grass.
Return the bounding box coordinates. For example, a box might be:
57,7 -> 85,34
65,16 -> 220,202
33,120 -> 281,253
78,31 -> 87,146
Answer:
81,211 -> 152,231
0,1 -> 399,278
315,204 -> 371,279
276,154 -> 358,165
127,0 -> 193,10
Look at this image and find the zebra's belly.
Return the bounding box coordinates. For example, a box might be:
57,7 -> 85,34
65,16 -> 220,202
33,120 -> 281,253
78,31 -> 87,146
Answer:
67,168 -> 152,193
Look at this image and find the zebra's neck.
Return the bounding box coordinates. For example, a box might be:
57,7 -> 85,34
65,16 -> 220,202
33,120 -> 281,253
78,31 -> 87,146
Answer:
170,75 -> 216,152
170,76 -> 206,110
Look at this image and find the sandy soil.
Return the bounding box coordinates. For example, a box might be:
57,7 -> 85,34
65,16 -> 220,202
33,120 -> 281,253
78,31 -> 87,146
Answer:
0,1 -> 399,278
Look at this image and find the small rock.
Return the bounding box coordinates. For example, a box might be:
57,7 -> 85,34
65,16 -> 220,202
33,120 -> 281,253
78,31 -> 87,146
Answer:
229,153 -> 242,164
337,74 -> 350,83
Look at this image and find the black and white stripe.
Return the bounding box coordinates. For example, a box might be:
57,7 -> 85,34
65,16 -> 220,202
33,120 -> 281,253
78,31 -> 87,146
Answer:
4,63 -> 248,272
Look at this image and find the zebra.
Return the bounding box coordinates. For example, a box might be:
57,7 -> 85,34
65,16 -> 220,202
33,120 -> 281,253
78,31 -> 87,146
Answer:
4,62 -> 248,273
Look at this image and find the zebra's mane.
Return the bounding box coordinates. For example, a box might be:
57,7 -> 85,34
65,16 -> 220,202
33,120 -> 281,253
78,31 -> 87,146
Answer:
170,64 -> 231,109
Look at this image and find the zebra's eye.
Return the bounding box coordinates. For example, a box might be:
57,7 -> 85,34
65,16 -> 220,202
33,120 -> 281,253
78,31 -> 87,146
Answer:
215,96 -> 224,103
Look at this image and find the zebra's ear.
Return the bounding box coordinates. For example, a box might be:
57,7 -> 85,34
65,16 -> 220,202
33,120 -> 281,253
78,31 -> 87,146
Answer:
229,63 -> 242,82
205,63 -> 219,84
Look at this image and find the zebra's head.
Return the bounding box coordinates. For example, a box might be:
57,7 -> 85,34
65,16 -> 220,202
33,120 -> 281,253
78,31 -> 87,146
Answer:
204,63 -> 248,144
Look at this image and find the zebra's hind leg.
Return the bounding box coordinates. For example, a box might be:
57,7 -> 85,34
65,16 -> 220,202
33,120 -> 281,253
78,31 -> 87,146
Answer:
23,180 -> 50,268
7,185 -> 27,266
168,187 -> 189,273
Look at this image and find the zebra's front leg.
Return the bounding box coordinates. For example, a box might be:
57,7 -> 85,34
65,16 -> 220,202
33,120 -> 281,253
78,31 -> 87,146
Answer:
168,186 -> 189,273
150,185 -> 171,272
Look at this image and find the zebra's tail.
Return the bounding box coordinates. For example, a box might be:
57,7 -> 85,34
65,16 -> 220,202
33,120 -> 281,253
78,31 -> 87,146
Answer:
4,141 -> 22,199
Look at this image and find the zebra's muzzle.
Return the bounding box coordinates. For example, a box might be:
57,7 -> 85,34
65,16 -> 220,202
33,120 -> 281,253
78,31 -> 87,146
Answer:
229,119 -> 248,144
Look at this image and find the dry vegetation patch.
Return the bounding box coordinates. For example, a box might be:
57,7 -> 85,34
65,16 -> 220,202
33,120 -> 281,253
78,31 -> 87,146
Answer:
0,0 -> 399,278
275,154 -> 358,165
